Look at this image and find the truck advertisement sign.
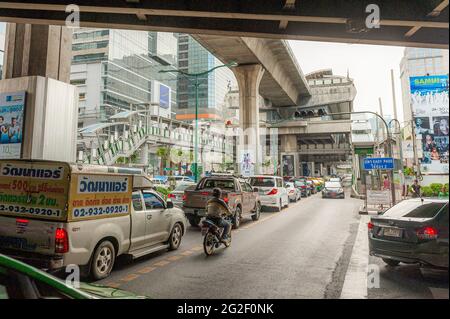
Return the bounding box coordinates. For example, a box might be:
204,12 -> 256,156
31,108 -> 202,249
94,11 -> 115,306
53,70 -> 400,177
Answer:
0,161 -> 70,221
68,174 -> 132,221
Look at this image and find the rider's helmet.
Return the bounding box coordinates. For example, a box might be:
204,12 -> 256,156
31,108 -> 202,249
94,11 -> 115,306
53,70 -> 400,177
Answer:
212,187 -> 221,198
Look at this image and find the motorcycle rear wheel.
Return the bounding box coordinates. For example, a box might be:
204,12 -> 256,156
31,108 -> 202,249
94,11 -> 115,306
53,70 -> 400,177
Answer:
203,231 -> 216,256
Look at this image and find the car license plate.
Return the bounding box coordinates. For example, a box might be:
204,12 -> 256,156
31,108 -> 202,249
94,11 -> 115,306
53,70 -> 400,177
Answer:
383,227 -> 401,237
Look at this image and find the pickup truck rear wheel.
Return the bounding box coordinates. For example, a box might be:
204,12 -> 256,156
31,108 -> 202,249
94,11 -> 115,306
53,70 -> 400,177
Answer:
168,223 -> 183,250
232,206 -> 241,229
188,216 -> 200,227
251,203 -> 261,221
91,240 -> 116,280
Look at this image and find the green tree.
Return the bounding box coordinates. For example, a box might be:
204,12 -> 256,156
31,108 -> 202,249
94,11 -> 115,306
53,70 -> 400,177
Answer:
156,146 -> 170,175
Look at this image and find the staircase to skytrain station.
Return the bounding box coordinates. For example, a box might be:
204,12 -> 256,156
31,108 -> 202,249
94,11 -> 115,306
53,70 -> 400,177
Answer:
77,111 -> 229,166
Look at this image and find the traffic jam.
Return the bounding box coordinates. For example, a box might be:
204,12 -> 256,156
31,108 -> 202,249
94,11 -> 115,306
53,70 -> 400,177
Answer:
0,159 -> 448,300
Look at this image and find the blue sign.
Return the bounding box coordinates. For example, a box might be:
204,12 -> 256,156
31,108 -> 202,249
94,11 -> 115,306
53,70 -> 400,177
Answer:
159,84 -> 170,109
363,158 -> 394,170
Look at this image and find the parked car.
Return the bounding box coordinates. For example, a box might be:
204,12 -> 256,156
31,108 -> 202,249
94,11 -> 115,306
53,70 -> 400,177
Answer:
285,182 -> 301,202
151,178 -> 169,189
0,160 -> 186,280
167,176 -> 195,189
322,181 -> 345,198
369,198 -> 449,269
249,176 -> 289,212
0,254 -> 148,299
291,178 -> 310,197
167,181 -> 197,207
183,177 -> 261,228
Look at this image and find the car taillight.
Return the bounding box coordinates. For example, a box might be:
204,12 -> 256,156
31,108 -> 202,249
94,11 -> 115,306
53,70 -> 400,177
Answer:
267,188 -> 278,195
167,193 -> 175,198
223,196 -> 229,203
55,228 -> 69,253
417,226 -> 438,240
201,192 -> 209,196
368,222 -> 374,232
301,185 -> 306,189
182,194 -> 187,201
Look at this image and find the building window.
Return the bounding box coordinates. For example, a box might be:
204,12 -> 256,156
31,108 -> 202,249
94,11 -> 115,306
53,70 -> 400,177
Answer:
79,93 -> 86,100
70,79 -> 86,86
72,40 -> 109,51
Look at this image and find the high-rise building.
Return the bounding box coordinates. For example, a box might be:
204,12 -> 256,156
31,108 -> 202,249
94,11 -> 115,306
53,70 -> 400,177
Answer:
175,34 -> 236,122
71,28 -> 178,127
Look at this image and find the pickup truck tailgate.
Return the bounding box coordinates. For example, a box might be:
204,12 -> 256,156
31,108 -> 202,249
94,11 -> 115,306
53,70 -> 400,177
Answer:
0,215 -> 63,256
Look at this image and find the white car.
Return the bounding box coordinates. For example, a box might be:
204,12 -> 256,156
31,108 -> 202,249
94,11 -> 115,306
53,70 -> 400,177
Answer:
285,182 -> 301,202
249,176 -> 289,212
151,178 -> 169,188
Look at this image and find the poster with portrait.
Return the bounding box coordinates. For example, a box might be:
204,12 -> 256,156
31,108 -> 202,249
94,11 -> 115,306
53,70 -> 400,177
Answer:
0,91 -> 26,159
239,149 -> 255,177
410,75 -> 449,174
282,154 -> 295,177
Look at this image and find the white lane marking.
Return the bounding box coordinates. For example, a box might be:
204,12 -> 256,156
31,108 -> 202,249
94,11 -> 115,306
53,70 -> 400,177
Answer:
429,287 -> 449,299
340,214 -> 370,299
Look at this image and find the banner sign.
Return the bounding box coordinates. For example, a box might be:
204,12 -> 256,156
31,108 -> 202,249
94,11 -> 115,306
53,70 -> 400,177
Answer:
363,157 -> 394,170
410,75 -> 449,174
68,174 -> 132,221
0,91 -> 26,159
0,161 -> 70,221
239,150 -> 255,177
367,190 -> 392,205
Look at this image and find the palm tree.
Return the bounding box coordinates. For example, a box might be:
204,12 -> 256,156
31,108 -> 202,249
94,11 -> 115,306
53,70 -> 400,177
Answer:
156,146 -> 170,175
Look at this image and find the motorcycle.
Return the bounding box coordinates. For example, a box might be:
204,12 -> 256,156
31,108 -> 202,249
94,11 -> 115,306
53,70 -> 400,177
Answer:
201,217 -> 232,256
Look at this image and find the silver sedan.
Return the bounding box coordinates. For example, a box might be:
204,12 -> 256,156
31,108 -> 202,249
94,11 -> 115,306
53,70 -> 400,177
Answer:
167,182 -> 197,207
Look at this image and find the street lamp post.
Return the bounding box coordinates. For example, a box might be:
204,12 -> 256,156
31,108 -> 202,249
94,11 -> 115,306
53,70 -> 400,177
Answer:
159,61 -> 238,183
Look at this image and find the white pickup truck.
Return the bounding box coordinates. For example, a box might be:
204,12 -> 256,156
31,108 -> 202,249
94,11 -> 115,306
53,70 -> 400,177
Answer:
0,160 -> 186,279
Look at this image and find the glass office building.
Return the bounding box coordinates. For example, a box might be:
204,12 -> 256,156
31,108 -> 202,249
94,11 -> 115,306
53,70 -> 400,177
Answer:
176,34 -> 236,121
71,28 -> 178,127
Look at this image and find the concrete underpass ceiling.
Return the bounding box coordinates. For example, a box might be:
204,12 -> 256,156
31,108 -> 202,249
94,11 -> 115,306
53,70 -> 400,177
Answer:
192,34 -> 311,107
0,1 -> 447,48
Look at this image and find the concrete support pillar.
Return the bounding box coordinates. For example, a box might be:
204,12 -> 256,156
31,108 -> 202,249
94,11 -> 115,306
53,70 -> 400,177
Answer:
233,64 -> 265,175
140,143 -> 149,169
3,23 -> 72,82
280,135 -> 298,153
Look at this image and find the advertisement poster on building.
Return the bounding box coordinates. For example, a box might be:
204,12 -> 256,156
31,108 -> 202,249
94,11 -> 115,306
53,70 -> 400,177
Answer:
282,154 -> 295,177
401,141 -> 414,159
0,91 -> 26,160
239,149 -> 255,177
410,75 -> 449,174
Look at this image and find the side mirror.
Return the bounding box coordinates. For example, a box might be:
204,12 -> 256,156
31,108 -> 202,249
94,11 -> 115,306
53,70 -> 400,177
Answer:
253,187 -> 259,192
166,201 -> 174,209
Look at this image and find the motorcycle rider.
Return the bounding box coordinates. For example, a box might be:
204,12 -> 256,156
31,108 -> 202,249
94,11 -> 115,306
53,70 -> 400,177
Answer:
205,188 -> 232,241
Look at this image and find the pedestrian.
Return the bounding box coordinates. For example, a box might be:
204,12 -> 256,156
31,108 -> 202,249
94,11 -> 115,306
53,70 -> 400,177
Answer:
411,180 -> 421,198
383,175 -> 390,190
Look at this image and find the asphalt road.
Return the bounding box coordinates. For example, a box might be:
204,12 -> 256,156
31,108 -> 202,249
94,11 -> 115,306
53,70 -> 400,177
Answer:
96,192 -> 448,299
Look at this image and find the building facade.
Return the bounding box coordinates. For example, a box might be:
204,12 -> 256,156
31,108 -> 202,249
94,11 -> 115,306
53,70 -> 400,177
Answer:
175,34 -> 236,122
399,48 -> 449,183
71,28 -> 178,127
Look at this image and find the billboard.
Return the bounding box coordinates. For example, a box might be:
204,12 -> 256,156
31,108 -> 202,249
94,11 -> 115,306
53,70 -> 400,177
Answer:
239,149 -> 255,177
282,154 -> 295,176
410,75 -> 449,174
0,91 -> 26,159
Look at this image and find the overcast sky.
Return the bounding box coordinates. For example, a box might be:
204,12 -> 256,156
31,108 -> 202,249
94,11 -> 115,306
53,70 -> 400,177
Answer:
289,40 -> 405,121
